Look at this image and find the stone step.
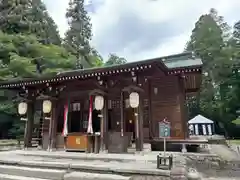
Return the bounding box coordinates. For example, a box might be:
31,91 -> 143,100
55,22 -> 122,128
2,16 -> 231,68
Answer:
0,165 -> 66,180
64,172 -> 130,180
0,174 -> 50,180
0,171 -> 130,180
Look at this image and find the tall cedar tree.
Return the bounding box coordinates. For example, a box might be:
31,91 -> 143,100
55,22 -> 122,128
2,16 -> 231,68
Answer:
186,8 -> 236,134
31,0 -> 61,45
64,0 -> 92,63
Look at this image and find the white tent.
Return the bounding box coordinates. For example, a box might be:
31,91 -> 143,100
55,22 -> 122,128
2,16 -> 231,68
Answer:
188,115 -> 214,124
188,115 -> 214,136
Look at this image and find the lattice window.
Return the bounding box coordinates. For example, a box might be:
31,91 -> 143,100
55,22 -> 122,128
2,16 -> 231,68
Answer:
112,100 -> 120,109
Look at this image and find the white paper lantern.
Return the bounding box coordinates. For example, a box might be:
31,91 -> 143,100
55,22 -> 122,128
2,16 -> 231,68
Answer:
94,95 -> 104,110
18,102 -> 27,115
42,100 -> 52,114
129,92 -> 139,108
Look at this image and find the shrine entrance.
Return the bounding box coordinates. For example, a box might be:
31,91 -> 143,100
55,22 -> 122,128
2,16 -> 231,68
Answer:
125,107 -> 136,144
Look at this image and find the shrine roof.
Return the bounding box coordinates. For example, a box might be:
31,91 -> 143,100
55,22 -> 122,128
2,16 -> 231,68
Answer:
0,51 -> 202,89
163,57 -> 202,69
58,51 -> 202,76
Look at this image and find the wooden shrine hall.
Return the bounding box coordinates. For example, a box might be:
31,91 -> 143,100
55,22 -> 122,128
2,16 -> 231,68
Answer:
0,52 -> 202,153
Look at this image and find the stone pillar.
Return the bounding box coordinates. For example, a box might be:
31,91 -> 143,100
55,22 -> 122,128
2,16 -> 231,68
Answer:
24,101 -> 34,148
181,144 -> 187,153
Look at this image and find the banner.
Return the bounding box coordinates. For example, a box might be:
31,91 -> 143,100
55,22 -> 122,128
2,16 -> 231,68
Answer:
87,96 -> 93,134
62,100 -> 69,137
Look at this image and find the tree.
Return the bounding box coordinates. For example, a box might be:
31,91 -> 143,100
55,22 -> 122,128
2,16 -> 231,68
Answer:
0,0 -> 33,34
0,32 -> 76,79
0,31 -> 77,138
104,54 -> 127,66
0,0 -> 61,45
64,0 -> 92,61
186,8 -> 234,133
30,0 -> 62,45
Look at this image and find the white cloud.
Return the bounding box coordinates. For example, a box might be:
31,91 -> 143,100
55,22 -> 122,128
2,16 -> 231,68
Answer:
43,0 -> 240,61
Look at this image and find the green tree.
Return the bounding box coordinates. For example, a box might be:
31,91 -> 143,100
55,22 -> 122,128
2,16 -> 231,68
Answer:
0,0 -> 61,45
104,54 -> 127,66
0,32 -> 77,138
30,0 -> 62,45
0,32 -> 76,79
0,0 -> 33,34
186,8 -> 233,132
64,0 -> 92,61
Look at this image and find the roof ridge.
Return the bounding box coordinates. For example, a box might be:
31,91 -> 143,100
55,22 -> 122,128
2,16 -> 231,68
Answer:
58,51 -> 194,75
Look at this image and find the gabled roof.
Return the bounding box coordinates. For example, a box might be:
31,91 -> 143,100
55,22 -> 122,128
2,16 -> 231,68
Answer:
188,115 -> 214,124
0,51 -> 203,89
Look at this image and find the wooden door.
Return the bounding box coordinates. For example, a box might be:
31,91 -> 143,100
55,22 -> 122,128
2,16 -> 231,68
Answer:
125,108 -> 135,139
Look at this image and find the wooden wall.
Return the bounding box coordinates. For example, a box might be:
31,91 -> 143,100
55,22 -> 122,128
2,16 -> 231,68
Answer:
150,75 -> 186,139
41,70 -> 187,150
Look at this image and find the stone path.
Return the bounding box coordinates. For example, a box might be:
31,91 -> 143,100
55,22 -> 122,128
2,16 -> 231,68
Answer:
209,144 -> 240,161
0,150 -> 171,180
1,149 -> 240,179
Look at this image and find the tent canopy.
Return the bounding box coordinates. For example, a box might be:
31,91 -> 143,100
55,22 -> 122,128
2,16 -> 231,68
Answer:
188,115 -> 214,124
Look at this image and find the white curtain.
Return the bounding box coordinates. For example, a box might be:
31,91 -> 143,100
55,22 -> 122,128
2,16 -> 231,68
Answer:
194,124 -> 199,135
207,124 -> 212,135
202,124 -> 207,135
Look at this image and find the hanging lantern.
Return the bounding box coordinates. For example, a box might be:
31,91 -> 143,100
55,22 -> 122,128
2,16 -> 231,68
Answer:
42,100 -> 52,114
129,92 -> 139,108
18,102 -> 28,115
94,95 -> 104,110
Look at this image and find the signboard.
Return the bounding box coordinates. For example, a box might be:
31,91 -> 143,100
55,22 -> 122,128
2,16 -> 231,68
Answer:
159,120 -> 170,138
159,118 -> 171,157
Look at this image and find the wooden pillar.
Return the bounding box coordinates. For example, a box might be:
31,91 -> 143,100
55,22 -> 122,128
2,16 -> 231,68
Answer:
47,114 -> 52,151
24,101 -> 34,148
101,97 -> 108,151
45,99 -> 57,151
139,96 -> 144,150
148,79 -> 153,139
50,99 -> 57,150
135,94 -> 144,151
120,91 -> 124,136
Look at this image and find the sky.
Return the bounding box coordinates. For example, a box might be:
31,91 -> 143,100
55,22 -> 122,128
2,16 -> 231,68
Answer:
43,0 -> 240,62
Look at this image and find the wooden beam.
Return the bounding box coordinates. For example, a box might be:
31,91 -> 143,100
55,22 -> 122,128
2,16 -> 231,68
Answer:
122,85 -> 144,93
89,89 -> 107,96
